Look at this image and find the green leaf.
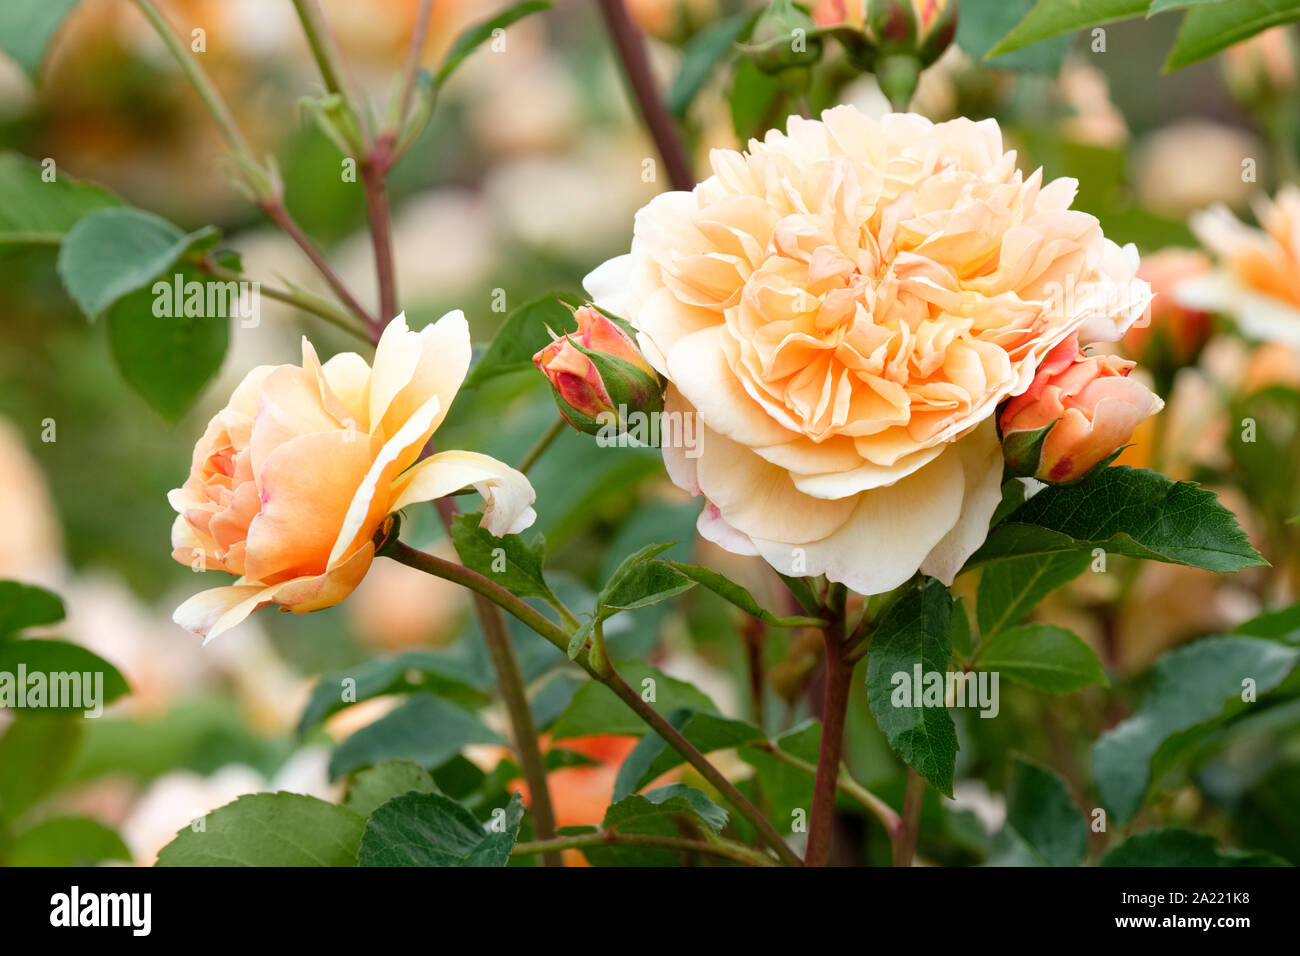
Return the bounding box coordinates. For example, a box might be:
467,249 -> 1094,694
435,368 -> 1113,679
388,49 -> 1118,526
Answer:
358,791 -> 523,866
951,597 -> 973,659
1234,599 -> 1300,643
612,709 -> 763,800
864,577 -> 958,797
1093,636 -> 1300,821
1165,0 -> 1300,70
988,0 -> 1148,57
0,580 -> 65,636
975,624 -> 1107,693
344,760 -> 440,818
549,663 -> 718,739
667,11 -> 754,118
296,651 -> 486,736
598,542 -> 694,614
435,0 -> 552,86
976,550 -> 1091,641
0,0 -> 81,79
665,561 -> 827,627
737,720 -> 821,831
156,792 -> 365,866
604,784 -> 728,835
104,260 -> 231,421
464,293 -> 579,387
0,152 -> 119,245
57,207 -> 218,320
6,816 -> 130,866
450,511 -> 559,605
0,716 -> 81,823
968,467 -> 1265,573
578,785 -> 728,866
999,757 -> 1087,866
729,58 -> 783,141
328,693 -> 505,780
0,639 -> 130,712
1100,827 -> 1289,866
956,0 -> 1071,72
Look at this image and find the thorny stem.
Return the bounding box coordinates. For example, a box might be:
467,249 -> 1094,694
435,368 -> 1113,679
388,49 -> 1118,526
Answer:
428,500 -> 560,867
129,0 -> 379,334
805,613 -> 854,866
386,540 -> 803,867
892,768 -> 925,867
198,257 -> 370,343
128,0 -> 253,162
595,0 -> 694,191
291,0 -> 362,118
259,197 -> 378,331
512,830 -> 779,867
393,0 -> 435,131
359,147 -> 399,328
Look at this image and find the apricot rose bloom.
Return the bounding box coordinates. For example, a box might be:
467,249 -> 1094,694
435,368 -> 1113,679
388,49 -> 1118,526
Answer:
169,312 -> 536,642
586,107 -> 1150,595
1186,185 -> 1300,350
1000,334 -> 1163,483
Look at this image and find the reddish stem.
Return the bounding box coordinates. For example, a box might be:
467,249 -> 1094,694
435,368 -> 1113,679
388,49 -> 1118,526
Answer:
805,629 -> 854,866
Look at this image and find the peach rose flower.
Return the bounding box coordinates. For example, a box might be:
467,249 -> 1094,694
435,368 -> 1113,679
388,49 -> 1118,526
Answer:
586,106 -> 1149,595
1186,185 -> 1300,350
169,311 -> 535,642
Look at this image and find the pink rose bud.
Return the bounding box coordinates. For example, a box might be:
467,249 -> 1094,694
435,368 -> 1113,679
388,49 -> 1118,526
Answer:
1000,334 -> 1164,483
533,305 -> 663,435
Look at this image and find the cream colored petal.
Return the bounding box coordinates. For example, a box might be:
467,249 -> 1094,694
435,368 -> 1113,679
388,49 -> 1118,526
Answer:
389,450 -> 537,536
751,443 -> 967,596
696,425 -> 857,545
174,583 -> 277,644
919,421 -> 1004,585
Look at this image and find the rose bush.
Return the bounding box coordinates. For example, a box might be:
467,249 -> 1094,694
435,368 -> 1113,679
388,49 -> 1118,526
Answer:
586,106 -> 1151,595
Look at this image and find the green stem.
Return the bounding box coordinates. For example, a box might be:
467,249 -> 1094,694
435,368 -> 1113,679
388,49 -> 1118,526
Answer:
518,415 -> 569,474
129,0 -> 253,160
512,830 -> 778,867
199,257 -> 370,343
391,0 -> 434,132
291,0 -> 360,111
385,540 -> 802,867
425,502 -> 560,866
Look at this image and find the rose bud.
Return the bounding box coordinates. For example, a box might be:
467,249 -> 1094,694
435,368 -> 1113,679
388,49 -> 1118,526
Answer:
1000,335 -> 1164,483
533,305 -> 663,435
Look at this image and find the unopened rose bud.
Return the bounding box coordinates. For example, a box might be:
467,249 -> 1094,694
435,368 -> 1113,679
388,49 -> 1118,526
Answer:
1000,335 -> 1164,483
814,0 -> 957,107
533,305 -> 663,435
743,0 -> 823,79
